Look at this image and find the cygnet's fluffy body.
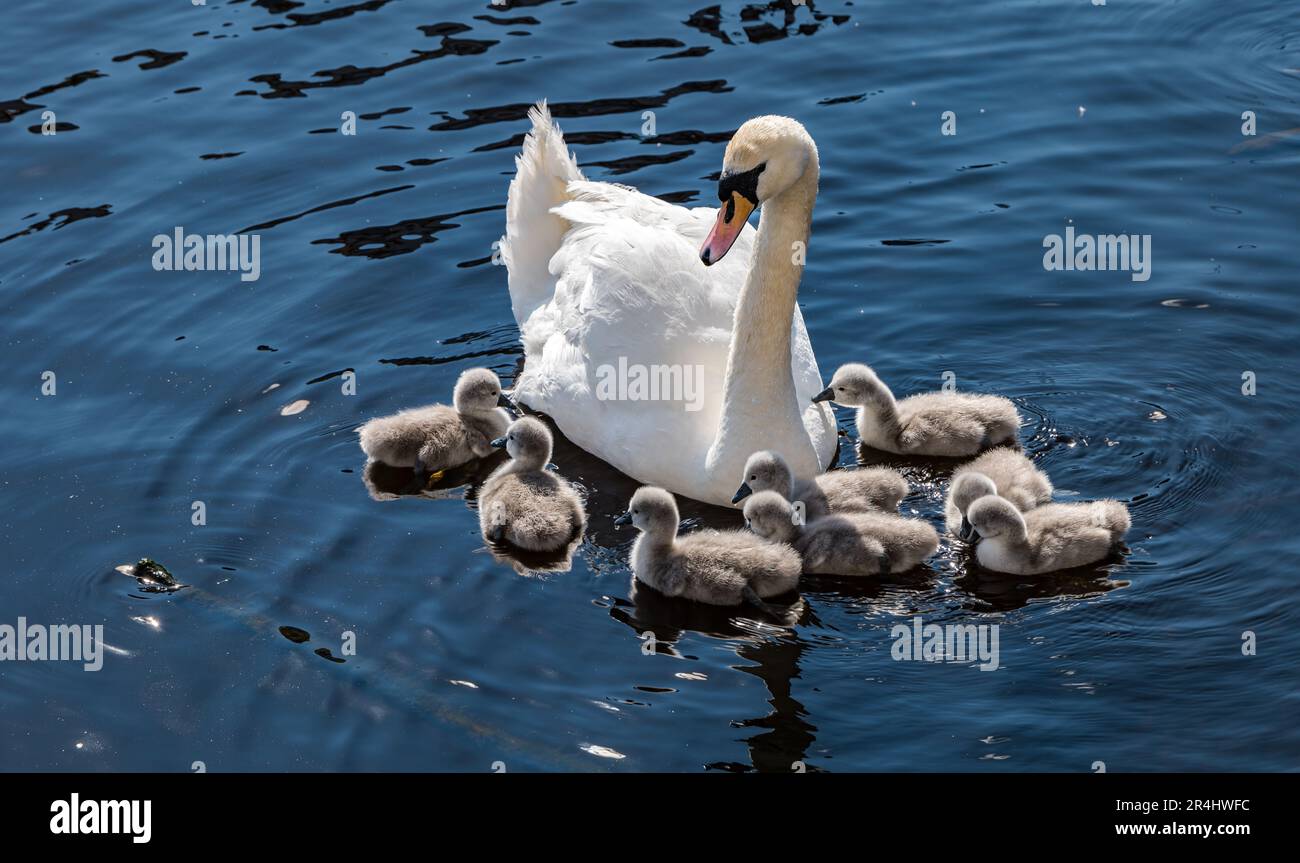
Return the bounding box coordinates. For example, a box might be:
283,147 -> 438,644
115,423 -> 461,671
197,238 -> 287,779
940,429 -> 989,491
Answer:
743,490 -> 939,576
815,363 -> 1020,457
944,447 -> 1053,537
358,368 -> 510,471
732,449 -> 907,519
967,496 -> 1130,575
618,487 -> 800,606
478,417 -> 585,552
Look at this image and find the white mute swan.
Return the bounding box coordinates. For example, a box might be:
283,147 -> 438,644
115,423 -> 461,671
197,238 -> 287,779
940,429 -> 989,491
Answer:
500,102 -> 835,507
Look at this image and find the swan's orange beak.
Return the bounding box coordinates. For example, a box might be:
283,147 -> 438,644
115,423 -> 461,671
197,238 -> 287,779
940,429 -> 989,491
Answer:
700,192 -> 755,266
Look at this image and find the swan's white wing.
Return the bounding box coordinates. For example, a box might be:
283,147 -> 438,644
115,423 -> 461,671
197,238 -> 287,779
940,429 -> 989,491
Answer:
514,181 -> 831,501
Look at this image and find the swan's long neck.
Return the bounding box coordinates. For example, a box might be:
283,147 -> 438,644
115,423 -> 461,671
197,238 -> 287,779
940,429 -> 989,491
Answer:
731,175 -> 815,385
708,165 -> 819,481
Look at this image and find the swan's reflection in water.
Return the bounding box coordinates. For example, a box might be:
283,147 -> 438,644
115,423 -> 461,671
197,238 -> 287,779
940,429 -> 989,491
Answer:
614,576 -> 819,772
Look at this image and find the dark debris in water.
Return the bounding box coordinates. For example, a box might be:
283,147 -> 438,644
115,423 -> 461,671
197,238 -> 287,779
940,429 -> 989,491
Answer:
818,93 -> 866,105
315,647 -> 346,663
278,625 -> 311,644
116,558 -> 186,593
26,121 -> 78,134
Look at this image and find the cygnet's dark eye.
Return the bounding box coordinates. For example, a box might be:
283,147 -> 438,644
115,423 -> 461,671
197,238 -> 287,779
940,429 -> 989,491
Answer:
837,386 -> 845,391
749,475 -> 756,482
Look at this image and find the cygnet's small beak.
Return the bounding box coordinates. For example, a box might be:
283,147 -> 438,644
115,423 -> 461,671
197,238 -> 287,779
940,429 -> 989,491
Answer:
731,482 -> 753,504
545,462 -> 559,472
497,392 -> 515,409
958,517 -> 976,543
490,436 -> 507,449
811,385 -> 835,404
613,512 -> 632,528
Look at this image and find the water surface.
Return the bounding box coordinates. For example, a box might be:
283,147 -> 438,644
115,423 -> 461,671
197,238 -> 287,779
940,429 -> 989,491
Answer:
2,0 -> 1298,772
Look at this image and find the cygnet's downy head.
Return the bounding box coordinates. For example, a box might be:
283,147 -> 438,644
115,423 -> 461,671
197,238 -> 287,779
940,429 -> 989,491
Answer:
700,115 -> 818,266
732,450 -> 793,504
453,368 -> 512,414
966,495 -> 1028,543
812,363 -> 890,407
614,486 -> 679,537
490,416 -> 552,468
950,472 -> 999,541
741,490 -> 798,544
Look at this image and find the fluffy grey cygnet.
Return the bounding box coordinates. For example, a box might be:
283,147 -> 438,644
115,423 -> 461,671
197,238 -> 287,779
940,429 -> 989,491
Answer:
616,486 -> 800,610
732,449 -> 908,519
814,363 -> 1020,457
478,417 -> 585,552
743,490 -> 939,576
966,496 -> 1130,575
358,368 -> 512,474
944,447 -> 1053,540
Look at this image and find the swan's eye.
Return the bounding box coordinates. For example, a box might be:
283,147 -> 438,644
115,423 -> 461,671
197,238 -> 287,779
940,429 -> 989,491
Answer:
749,475 -> 756,482
836,386 -> 845,391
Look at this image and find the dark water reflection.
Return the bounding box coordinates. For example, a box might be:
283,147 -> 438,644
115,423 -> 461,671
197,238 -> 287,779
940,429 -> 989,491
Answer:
1,0 -> 1297,772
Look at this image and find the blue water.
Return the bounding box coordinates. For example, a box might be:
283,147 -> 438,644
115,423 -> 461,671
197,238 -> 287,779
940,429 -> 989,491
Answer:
2,0 -> 1297,772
